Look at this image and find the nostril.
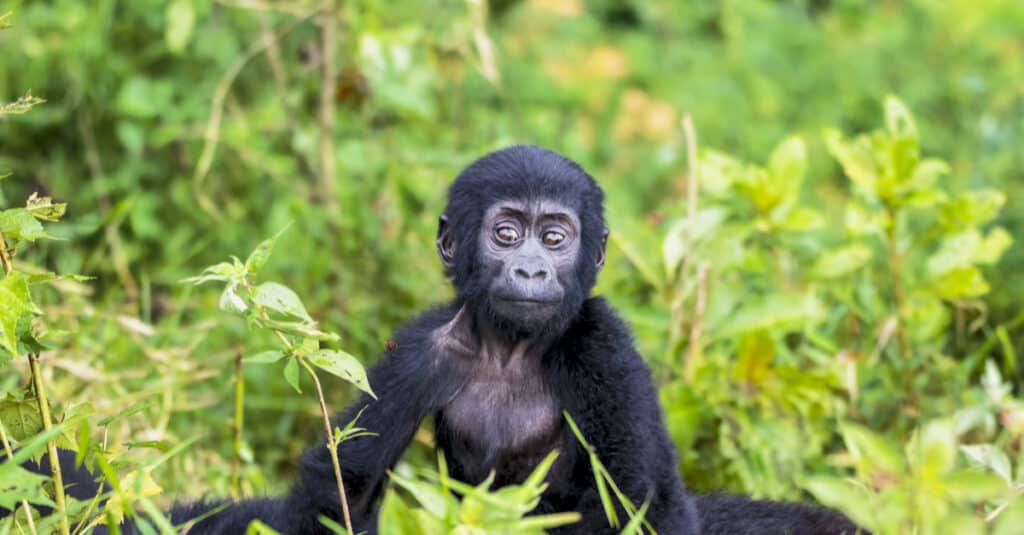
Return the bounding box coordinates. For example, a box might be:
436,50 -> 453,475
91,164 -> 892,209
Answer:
514,268 -> 531,280
532,269 -> 548,280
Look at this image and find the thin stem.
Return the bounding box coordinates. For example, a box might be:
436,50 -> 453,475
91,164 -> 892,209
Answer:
318,0 -> 339,217
231,348 -> 245,497
0,231 -> 13,274
29,353 -> 71,535
0,422 -> 39,535
684,263 -> 709,382
298,357 -> 354,535
886,211 -> 909,354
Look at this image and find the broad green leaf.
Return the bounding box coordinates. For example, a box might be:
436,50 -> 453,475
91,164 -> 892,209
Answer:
927,230 -> 981,277
0,464 -> 53,510
254,282 -> 312,322
0,208 -> 51,242
0,272 -> 40,357
283,357 -> 301,393
840,423 -> 904,478
914,420 -> 958,476
825,129 -> 877,190
960,444 -> 1013,486
165,0 -> 195,53
939,189 -> 1006,229
768,136 -> 807,195
811,244 -> 872,279
944,470 -> 1008,501
307,350 -> 375,398
974,227 -> 1012,265
388,470 -> 457,517
931,266 -> 990,300
0,396 -> 42,441
244,350 -> 286,364
800,476 -> 874,529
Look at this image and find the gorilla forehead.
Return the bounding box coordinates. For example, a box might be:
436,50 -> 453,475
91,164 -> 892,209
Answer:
445,145 -> 605,229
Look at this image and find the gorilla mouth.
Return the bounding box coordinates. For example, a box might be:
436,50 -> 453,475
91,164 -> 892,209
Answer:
495,296 -> 560,306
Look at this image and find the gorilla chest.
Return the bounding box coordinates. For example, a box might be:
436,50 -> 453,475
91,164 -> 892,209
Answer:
439,360 -> 563,483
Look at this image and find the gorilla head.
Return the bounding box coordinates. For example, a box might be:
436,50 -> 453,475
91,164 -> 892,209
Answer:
436,145 -> 608,339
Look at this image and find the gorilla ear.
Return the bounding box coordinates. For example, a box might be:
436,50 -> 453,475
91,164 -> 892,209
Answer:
596,228 -> 609,269
436,214 -> 456,269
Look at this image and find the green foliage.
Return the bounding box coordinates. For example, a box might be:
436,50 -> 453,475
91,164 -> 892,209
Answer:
376,451 -> 580,534
0,2 -> 1022,534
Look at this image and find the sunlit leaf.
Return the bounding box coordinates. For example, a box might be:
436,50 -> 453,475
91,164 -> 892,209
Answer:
283,357 -> 301,394
307,350 -> 375,398
254,282 -> 312,322
0,272 -> 40,357
165,0 -> 195,53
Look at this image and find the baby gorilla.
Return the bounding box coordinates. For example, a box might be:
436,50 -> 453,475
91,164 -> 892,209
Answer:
8,146 -> 866,534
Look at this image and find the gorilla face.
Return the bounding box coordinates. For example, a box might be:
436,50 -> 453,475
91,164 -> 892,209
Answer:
477,199 -> 580,333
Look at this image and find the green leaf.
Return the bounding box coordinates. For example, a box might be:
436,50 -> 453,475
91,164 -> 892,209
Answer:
0,208 -> 51,242
768,136 -> 807,194
307,350 -> 375,399
0,464 -> 53,510
884,96 -> 918,140
165,0 -> 195,53
253,317 -> 340,341
840,422 -> 904,478
944,470 -> 1009,501
825,129 -> 877,191
24,193 -> 66,222
939,189 -> 1006,229
800,476 -> 873,529
219,284 -> 248,314
245,224 -> 292,276
960,444 -> 1013,486
284,357 -> 301,393
931,266 -> 990,300
811,244 -> 873,279
974,227 -> 1013,265
244,350 -> 286,364
0,272 -> 40,357
254,282 -> 312,322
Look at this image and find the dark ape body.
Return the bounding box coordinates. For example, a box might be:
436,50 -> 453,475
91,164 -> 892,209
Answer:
6,146 -> 863,534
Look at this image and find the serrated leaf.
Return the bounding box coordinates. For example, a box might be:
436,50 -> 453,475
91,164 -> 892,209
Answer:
284,357 -> 301,393
307,350 -> 375,398
254,282 -> 312,321
244,350 -> 286,364
0,272 -> 40,356
0,208 -> 52,241
0,464 -> 53,510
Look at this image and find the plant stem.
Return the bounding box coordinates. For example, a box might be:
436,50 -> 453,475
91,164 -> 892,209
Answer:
298,357 -> 354,535
231,348 -> 245,498
0,421 -> 39,535
29,353 -> 71,535
885,210 -> 909,354
0,231 -> 13,274
318,0 -> 339,217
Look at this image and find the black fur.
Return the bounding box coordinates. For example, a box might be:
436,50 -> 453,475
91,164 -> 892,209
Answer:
5,146 -> 865,535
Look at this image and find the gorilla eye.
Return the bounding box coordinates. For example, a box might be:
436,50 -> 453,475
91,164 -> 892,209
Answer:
495,226 -> 520,244
542,231 -> 566,247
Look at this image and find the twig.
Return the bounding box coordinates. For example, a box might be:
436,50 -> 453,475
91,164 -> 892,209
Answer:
29,353 -> 71,535
231,347 -> 245,498
0,421 -> 38,534
192,9 -> 320,218
0,232 -> 12,274
298,357 -> 354,535
885,212 -> 909,354
318,0 -> 340,217
664,114 -> 701,381
684,263 -> 709,381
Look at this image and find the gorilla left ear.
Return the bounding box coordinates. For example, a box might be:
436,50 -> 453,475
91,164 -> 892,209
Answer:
596,228 -> 609,269
436,214 -> 456,270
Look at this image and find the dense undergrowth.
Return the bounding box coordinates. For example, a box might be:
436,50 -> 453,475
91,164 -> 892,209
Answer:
2,1 -> 1023,533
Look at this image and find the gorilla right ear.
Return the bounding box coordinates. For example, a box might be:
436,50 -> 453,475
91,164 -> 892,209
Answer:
436,214 -> 456,269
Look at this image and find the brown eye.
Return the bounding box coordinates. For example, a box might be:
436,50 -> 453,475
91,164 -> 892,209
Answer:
542,231 -> 565,247
496,226 -> 520,243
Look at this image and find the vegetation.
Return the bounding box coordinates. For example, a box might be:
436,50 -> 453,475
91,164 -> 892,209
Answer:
1,1 -> 1022,533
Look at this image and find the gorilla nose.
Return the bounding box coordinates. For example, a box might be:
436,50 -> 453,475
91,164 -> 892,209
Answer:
511,258 -> 550,282
514,266 -> 549,281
